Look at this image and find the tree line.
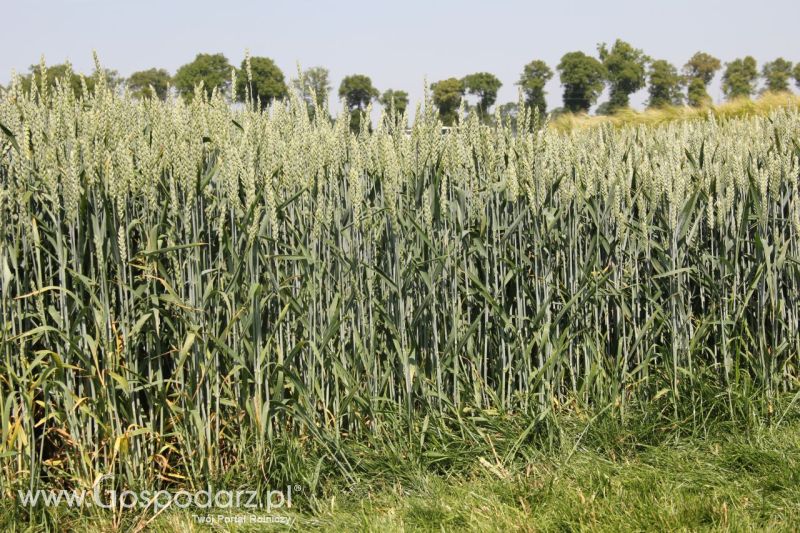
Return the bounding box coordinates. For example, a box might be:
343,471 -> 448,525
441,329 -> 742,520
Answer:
9,41 -> 800,129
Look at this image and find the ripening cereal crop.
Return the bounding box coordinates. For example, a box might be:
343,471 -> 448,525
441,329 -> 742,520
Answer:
1,62 -> 799,487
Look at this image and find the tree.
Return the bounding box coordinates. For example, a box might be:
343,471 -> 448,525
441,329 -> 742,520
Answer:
293,66 -> 331,112
594,101 -> 616,116
431,78 -> 464,126
517,60 -> 553,114
647,59 -> 683,108
103,69 -> 123,89
686,78 -> 711,107
722,56 -> 758,100
127,68 -> 171,100
235,56 -> 287,106
20,63 -> 89,95
338,74 -> 378,133
462,72 -> 502,119
497,102 -> 519,131
379,89 -> 409,118
338,74 -> 379,111
19,62 -> 118,97
761,58 -> 793,93
598,39 -> 648,112
684,52 -> 721,84
174,53 -> 232,101
556,51 -> 605,113
683,52 -> 721,106
795,63 -> 800,90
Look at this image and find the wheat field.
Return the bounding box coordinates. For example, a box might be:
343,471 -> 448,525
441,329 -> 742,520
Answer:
1,63 -> 799,494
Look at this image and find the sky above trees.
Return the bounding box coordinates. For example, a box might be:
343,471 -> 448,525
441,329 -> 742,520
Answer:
2,0 -> 798,116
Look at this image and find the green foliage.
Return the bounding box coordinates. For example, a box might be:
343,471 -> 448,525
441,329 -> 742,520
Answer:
557,51 -> 606,113
345,108 -> 360,132
761,58 -> 793,93
687,77 -> 712,107
683,52 -> 721,107
173,53 -> 232,101
462,72 -> 502,119
647,59 -> 683,108
379,89 -> 409,114
517,59 -> 553,114
497,102 -> 518,125
594,101 -> 615,116
18,62 -> 119,97
684,52 -> 721,84
598,39 -> 648,111
235,55 -> 288,106
431,77 -> 464,125
722,56 -> 758,100
293,66 -> 332,117
795,63 -> 800,89
127,68 -> 171,100
338,74 -> 378,110
379,89 -> 409,123
20,62 -> 91,95
339,74 -> 378,132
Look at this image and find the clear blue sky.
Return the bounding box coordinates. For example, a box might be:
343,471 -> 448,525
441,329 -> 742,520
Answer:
2,0 -> 799,113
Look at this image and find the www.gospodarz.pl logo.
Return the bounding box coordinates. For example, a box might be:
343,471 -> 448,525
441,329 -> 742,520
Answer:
17,475 -> 297,513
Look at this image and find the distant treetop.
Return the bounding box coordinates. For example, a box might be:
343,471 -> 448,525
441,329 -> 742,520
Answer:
174,53 -> 232,101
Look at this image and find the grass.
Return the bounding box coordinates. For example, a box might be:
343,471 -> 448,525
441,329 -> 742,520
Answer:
4,408 -> 799,531
300,426 -> 800,532
550,91 -> 800,131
